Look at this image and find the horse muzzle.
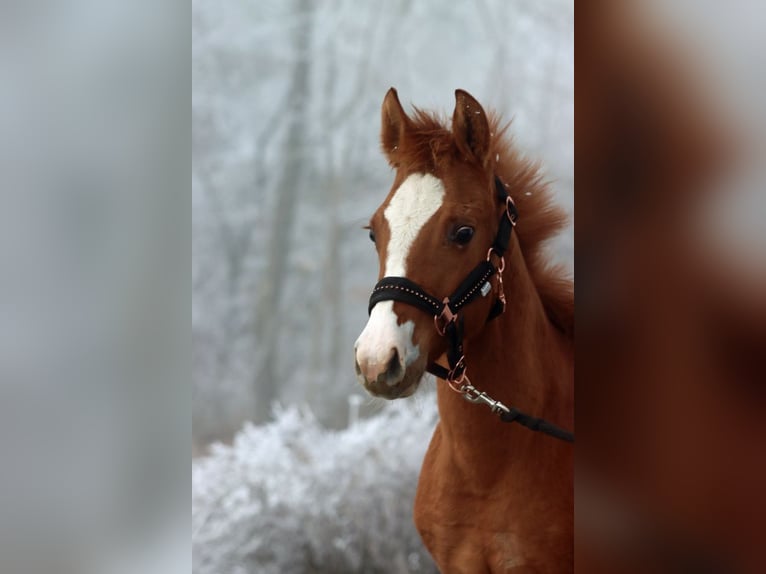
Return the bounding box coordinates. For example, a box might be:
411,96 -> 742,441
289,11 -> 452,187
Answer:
354,299 -> 424,398
354,344 -> 421,398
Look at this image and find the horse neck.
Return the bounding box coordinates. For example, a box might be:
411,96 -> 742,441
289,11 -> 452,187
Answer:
435,236 -> 573,477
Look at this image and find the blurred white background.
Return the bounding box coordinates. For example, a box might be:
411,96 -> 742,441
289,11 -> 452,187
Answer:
192,0 -> 574,448
0,1 -> 186,573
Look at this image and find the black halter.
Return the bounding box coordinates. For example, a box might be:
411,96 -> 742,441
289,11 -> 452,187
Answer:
367,176 -> 574,443
369,176 -> 515,377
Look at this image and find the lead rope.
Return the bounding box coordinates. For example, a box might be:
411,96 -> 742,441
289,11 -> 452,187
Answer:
444,373 -> 574,443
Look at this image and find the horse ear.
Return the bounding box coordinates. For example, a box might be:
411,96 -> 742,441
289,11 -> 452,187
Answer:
452,89 -> 491,166
381,87 -> 410,165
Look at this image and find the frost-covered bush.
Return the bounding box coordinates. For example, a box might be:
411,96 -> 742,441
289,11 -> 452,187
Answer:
192,398 -> 439,574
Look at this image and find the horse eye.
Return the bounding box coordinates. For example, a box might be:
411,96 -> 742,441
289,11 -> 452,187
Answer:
452,226 -> 474,246
369,228 -> 376,243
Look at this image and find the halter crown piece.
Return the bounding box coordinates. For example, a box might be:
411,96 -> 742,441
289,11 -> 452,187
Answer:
368,176 -> 574,443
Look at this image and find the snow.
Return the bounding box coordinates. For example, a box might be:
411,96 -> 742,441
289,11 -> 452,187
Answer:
193,399 -> 440,574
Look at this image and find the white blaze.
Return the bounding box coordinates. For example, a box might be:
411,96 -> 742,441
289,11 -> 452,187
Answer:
382,173 -> 446,276
355,173 -> 445,385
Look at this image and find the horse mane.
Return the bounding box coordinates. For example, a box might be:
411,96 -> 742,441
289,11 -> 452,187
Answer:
394,108 -> 574,338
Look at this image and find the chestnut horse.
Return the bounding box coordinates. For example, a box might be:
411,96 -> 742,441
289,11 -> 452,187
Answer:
354,89 -> 574,573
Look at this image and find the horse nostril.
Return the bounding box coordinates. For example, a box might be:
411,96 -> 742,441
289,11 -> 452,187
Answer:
387,348 -> 403,381
356,346 -> 406,389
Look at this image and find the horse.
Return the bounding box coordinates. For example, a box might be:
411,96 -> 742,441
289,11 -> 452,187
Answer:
354,88 -> 574,573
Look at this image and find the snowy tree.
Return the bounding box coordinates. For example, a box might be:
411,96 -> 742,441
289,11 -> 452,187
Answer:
192,0 -> 573,446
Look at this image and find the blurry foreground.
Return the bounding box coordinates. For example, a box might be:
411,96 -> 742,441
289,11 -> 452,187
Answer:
577,2 -> 766,572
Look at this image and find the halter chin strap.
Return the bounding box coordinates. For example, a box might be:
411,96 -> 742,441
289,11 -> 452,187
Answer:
367,176 -> 574,443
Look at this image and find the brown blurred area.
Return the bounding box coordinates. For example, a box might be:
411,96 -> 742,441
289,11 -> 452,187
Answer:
576,2 -> 766,573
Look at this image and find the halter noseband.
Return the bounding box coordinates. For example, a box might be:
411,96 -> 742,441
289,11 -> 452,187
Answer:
367,176 -> 574,443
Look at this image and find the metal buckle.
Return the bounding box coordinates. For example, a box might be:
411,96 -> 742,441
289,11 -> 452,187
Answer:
442,359 -> 513,418
461,383 -> 483,403
434,298 -> 456,336
448,377 -> 509,414
461,384 -> 511,415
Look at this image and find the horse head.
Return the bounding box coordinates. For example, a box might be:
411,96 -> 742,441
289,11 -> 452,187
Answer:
355,88 -> 508,399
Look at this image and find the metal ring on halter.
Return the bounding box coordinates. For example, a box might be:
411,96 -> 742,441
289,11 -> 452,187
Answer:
486,248 -> 506,273
447,356 -> 466,382
447,371 -> 469,394
443,355 -> 466,389
506,196 -> 518,226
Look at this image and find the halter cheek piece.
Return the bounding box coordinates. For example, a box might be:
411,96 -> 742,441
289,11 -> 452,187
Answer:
367,176 -> 574,443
